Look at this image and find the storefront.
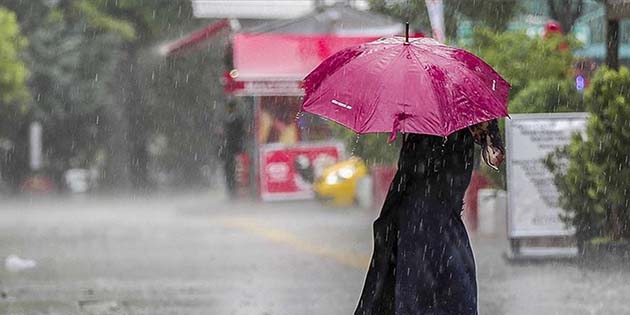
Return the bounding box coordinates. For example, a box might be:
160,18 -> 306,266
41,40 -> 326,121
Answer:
166,4 -> 402,200
229,33 -> 384,201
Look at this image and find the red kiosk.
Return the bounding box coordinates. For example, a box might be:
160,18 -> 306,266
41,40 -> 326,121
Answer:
167,4 -> 402,201
231,32 -> 385,201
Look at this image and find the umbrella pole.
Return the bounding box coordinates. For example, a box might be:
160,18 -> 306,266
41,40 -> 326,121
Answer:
405,22 -> 409,44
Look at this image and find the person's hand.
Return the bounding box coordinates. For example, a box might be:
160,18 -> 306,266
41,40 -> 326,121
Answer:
469,119 -> 505,171
482,140 -> 504,170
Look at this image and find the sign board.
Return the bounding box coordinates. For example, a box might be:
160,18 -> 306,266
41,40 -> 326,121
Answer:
233,80 -> 304,96
506,113 -> 588,238
192,0 -> 315,19
192,1 -> 370,19
259,142 -> 344,201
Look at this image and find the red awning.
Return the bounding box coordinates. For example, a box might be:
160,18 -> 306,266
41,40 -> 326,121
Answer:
232,33 -> 381,82
165,19 -> 231,56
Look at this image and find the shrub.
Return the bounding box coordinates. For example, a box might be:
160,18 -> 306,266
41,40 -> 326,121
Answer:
510,78 -> 585,113
549,67 -> 630,242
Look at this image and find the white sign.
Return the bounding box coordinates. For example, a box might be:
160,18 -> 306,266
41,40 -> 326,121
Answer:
506,113 -> 588,238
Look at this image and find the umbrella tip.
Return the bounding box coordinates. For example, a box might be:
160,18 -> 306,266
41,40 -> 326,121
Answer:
405,22 -> 409,44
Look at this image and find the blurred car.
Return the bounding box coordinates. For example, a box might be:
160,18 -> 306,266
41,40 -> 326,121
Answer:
313,157 -> 368,206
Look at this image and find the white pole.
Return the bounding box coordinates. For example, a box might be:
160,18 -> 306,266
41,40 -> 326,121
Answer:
425,0 -> 445,42
29,122 -> 43,171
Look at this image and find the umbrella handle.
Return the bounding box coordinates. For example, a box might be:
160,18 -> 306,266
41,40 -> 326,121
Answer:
405,22 -> 410,45
389,112 -> 413,142
389,116 -> 401,143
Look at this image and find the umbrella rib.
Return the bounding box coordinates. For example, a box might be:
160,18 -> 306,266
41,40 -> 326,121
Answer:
306,45 -> 397,108
326,44 -> 395,79
411,46 -> 508,134
442,55 -> 509,120
407,45 -> 446,135
359,46 -> 408,133
439,48 -> 510,106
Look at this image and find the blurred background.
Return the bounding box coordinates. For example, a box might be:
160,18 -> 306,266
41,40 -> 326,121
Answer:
1,0 -> 629,314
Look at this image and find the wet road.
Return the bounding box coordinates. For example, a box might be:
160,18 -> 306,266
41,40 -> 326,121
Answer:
0,192 -> 628,315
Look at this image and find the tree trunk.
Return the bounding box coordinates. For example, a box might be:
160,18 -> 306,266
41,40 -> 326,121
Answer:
102,43 -> 151,191
102,54 -> 132,191
611,207 -> 621,241
547,0 -> 584,33
606,18 -> 620,70
1,119 -> 30,192
125,45 -> 150,189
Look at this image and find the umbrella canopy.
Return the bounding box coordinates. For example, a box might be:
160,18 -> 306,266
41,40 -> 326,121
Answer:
301,36 -> 510,140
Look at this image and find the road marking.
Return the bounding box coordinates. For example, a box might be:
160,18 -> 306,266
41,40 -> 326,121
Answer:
222,217 -> 369,270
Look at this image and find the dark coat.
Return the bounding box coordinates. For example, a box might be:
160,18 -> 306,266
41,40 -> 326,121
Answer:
222,112 -> 244,159
355,129 -> 478,315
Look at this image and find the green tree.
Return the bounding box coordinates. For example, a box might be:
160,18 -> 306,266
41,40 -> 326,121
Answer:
0,7 -> 29,106
59,0 -> 196,189
0,6 -> 30,191
467,28 -> 575,98
549,67 -> 630,243
25,17 -> 121,188
3,0 -> 126,190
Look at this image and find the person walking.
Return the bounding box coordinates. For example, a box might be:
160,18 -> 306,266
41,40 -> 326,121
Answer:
221,100 -> 244,198
354,121 -> 504,315
299,31 -> 510,315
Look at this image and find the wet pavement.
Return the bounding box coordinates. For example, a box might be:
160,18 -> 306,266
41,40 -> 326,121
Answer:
0,192 -> 628,315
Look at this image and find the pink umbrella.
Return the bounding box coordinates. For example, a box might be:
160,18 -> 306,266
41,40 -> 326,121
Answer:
301,31 -> 510,142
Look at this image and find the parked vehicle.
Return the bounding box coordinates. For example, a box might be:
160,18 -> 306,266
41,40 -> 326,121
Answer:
313,157 -> 367,206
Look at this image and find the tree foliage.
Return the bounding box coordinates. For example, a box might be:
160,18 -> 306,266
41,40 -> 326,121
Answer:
149,40 -> 229,186
0,6 -> 31,191
0,7 -> 29,106
71,0 -> 194,41
0,1 -> 127,189
467,28 -> 575,98
457,0 -> 521,31
549,67 -> 630,241
510,78 -> 585,114
61,0 -> 196,189
368,0 -> 520,40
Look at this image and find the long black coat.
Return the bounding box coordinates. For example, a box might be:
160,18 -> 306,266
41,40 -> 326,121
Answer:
355,130 -> 477,315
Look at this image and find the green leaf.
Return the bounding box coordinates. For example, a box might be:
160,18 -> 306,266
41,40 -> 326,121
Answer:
0,7 -> 30,105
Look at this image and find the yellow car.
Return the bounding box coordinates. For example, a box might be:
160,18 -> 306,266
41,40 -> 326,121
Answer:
314,157 -> 368,206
